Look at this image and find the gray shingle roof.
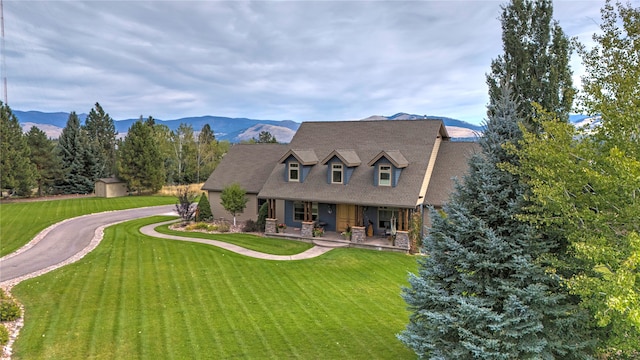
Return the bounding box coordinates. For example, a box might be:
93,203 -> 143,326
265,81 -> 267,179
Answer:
320,149 -> 362,167
277,149 -> 319,165
202,143 -> 287,194
258,120 -> 450,208
367,150 -> 409,168
424,141 -> 479,207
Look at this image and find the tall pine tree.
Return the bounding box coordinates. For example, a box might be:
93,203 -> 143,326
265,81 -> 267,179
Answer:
26,126 -> 60,197
487,0 -> 575,124
83,102 -> 117,178
0,103 -> 36,196
117,118 -> 164,194
55,112 -> 98,194
399,87 -> 593,359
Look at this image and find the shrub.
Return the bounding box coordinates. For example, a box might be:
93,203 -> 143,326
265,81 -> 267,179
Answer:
0,298 -> 21,322
0,324 -> 8,346
257,202 -> 268,231
217,222 -> 230,233
186,222 -> 212,231
196,192 -> 213,222
243,219 -> 260,232
175,186 -> 197,223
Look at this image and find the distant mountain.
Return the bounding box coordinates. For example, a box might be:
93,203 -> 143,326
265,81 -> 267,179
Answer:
13,110 -> 301,143
363,112 -> 483,141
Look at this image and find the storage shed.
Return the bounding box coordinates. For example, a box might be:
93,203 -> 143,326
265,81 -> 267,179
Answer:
95,177 -> 128,198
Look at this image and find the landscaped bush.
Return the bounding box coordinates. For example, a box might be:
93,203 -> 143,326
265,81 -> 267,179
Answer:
186,222 -> 214,231
0,324 -> 9,346
216,222 -> 230,233
0,298 -> 21,322
243,219 -> 260,232
195,193 -> 213,222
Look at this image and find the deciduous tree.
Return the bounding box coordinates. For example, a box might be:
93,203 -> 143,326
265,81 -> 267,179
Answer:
487,0 -> 575,125
220,183 -> 248,226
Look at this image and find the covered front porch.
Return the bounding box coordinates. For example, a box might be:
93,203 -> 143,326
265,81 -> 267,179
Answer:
264,199 -> 416,252
265,222 -> 409,253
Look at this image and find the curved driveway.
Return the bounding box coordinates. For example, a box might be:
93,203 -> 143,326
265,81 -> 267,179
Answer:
0,205 -> 175,286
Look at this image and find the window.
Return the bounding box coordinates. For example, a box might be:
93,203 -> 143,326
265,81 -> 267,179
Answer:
293,201 -> 318,221
379,165 -> 391,186
332,164 -> 343,184
289,162 -> 299,182
378,207 -> 397,228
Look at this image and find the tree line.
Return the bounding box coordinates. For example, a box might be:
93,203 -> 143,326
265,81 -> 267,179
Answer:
400,0 -> 639,358
0,103 -> 230,196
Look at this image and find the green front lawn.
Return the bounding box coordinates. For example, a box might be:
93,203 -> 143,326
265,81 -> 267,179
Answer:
154,223 -> 314,255
12,216 -> 417,359
0,196 -> 176,256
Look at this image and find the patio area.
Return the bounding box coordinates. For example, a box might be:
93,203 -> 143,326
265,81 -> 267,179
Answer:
267,226 -> 407,253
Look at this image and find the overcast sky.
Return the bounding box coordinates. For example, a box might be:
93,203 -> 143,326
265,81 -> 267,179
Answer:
2,1 -> 621,125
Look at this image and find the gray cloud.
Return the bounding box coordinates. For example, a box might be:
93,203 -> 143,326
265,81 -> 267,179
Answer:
3,1 -> 611,124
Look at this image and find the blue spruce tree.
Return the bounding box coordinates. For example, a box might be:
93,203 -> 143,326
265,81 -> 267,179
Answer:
398,87 -> 593,359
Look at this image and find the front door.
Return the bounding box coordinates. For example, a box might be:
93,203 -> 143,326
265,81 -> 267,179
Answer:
336,204 -> 357,232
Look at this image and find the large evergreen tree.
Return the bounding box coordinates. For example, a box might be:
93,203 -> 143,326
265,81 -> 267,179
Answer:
0,103 -> 36,196
26,126 -> 60,196
399,88 -> 593,359
55,112 -> 97,194
487,0 -> 575,124
83,102 -> 117,178
117,118 -> 164,194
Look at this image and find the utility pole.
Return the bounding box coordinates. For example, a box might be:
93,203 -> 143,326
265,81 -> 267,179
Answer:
1,0 -> 7,105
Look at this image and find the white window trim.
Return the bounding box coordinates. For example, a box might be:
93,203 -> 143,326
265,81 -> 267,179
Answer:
331,163 -> 343,184
289,162 -> 300,182
379,165 -> 391,186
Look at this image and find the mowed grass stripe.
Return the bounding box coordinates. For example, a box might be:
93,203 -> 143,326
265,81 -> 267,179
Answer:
12,216 -> 417,359
0,196 -> 175,256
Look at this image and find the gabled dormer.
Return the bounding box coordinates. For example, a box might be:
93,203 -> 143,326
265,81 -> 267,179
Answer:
367,150 -> 408,187
320,149 -> 361,185
278,149 -> 318,183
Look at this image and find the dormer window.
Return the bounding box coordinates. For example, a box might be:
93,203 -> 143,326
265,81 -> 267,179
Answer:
379,165 -> 391,186
289,162 -> 300,182
332,164 -> 343,184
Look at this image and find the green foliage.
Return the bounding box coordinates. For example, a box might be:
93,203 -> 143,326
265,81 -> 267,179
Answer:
0,102 -> 37,196
220,183 -> 248,226
257,202 -> 268,231
0,324 -> 8,346
253,130 -> 278,143
26,126 -> 60,196
55,112 -> 98,194
196,192 -> 213,222
487,0 -> 575,124
407,212 -> 422,254
83,102 -> 117,178
511,2 -> 640,353
117,117 -> 165,194
0,297 -> 21,322
196,124 -> 221,183
171,123 -> 197,184
399,88 -> 593,359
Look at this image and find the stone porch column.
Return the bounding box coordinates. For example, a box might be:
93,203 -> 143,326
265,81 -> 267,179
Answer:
265,218 -> 277,235
351,226 -> 365,243
301,221 -> 315,238
395,230 -> 410,250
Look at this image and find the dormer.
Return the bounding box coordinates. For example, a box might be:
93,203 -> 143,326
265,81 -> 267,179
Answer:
367,150 -> 408,187
278,149 -> 318,183
320,149 -> 361,185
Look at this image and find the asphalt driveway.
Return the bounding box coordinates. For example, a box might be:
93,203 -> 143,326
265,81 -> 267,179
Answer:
0,205 -> 175,285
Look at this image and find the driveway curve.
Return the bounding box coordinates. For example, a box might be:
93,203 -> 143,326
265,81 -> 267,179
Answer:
0,205 -> 176,287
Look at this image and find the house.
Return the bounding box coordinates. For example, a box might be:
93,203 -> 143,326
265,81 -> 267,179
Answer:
94,177 -> 128,198
202,143 -> 288,222
202,119 -> 479,250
